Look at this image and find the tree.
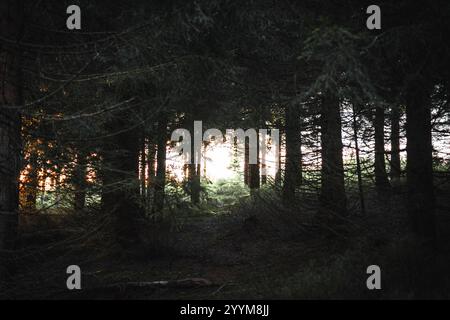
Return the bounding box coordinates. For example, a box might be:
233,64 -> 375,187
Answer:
101,108 -> 143,247
374,105 -> 390,193
319,94 -> 346,217
405,79 -> 436,242
152,112 -> 168,219
0,0 -> 24,254
351,103 -> 366,215
72,151 -> 87,211
248,135 -> 260,191
282,103 -> 301,204
390,104 -> 402,184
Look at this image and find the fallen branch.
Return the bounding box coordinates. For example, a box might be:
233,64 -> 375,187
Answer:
106,278 -> 214,291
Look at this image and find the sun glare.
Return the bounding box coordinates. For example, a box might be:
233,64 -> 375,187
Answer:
165,139 -> 280,183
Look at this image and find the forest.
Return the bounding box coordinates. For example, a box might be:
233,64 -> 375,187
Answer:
0,0 -> 449,300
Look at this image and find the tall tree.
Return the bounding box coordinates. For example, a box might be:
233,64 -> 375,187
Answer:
187,118 -> 201,204
248,137 -> 260,191
319,94 -> 346,217
390,104 -> 401,184
374,105 -> 390,193
351,104 -> 366,215
146,141 -> 156,204
282,103 -> 301,204
188,162 -> 201,204
0,0 -> 23,254
244,140 -> 250,186
405,79 -> 436,242
101,110 -> 143,247
73,152 -> 87,212
140,134 -> 147,198
152,112 -> 168,218
22,150 -> 38,212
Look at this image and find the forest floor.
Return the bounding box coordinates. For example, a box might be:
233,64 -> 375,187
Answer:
2,181 -> 450,299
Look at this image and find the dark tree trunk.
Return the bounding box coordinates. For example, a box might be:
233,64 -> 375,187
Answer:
188,162 -> 201,204
73,153 -> 87,212
248,134 -> 260,191
146,141 -> 156,205
374,105 -> 390,193
187,119 -> 201,204
406,80 -> 436,242
152,114 -> 168,219
183,164 -> 189,181
319,94 -> 346,217
140,134 -> 146,197
282,104 -> 301,204
274,138 -> 282,187
390,104 -> 401,184
261,145 -> 267,186
244,140 -> 249,186
102,116 -> 142,247
352,104 -> 366,215
23,151 -> 38,212
0,0 -> 23,255
184,116 -> 201,204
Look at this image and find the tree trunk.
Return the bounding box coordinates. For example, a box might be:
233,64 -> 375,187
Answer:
101,116 -> 142,247
282,104 -> 301,204
187,122 -> 201,204
406,80 -> 436,242
374,105 -> 390,193
259,131 -> 267,185
146,141 -> 156,207
274,137 -> 282,187
184,117 -> 201,204
152,114 -> 168,219
0,0 -> 23,255
244,140 -> 249,186
390,104 -> 401,185
247,128 -> 260,191
140,134 -> 146,197
188,162 -> 201,204
22,151 -> 38,212
261,139 -> 267,185
352,104 -> 366,215
319,94 -> 346,217
73,153 -> 87,212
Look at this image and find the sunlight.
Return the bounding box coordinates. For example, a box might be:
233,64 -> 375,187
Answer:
165,137 -> 280,183
203,143 -> 235,181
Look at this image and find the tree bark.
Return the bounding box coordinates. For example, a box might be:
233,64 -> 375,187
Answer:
390,104 -> 401,184
188,162 -> 201,204
244,140 -> 249,186
406,79 -> 436,242
374,105 -> 390,193
146,141 -> 156,205
274,137 -> 282,187
101,115 -> 142,247
0,0 -> 23,255
140,134 -> 146,197
319,94 -> 346,217
73,152 -> 87,212
282,104 -> 301,204
351,104 -> 366,215
22,151 -> 38,212
152,113 -> 168,219
261,141 -> 267,186
187,120 -> 201,204
184,116 -> 201,204
248,132 -> 260,191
